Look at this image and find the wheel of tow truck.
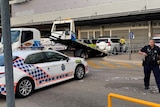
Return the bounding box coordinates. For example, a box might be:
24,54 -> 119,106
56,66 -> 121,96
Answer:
74,65 -> 85,80
67,46 -> 72,50
100,52 -> 107,57
112,48 -> 118,55
98,42 -> 106,50
16,78 -> 34,98
80,51 -> 88,59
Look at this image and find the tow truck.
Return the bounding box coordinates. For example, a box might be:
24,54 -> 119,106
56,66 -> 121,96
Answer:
0,28 -> 66,53
50,19 -> 108,58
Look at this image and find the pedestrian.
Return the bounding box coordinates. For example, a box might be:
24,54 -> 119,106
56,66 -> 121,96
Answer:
119,37 -> 126,52
139,39 -> 160,92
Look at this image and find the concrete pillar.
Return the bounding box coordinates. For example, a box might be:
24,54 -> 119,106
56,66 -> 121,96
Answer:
87,31 -> 89,39
100,26 -> 104,36
78,29 -> 81,39
148,21 -> 152,39
110,30 -> 112,37
93,31 -> 96,39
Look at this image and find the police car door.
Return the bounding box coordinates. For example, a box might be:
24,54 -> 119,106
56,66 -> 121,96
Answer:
24,52 -> 52,80
44,51 -> 74,77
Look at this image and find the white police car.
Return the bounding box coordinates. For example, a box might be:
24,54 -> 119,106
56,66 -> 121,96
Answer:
0,50 -> 89,98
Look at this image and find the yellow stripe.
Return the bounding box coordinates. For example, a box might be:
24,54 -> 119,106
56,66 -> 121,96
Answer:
100,61 -> 117,68
87,60 -> 102,69
134,63 -> 142,67
116,62 -> 133,68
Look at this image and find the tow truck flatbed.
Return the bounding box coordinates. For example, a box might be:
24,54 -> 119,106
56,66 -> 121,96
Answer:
50,19 -> 108,58
50,35 -> 108,58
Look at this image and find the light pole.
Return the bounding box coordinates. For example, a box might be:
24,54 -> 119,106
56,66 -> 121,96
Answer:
1,0 -> 15,107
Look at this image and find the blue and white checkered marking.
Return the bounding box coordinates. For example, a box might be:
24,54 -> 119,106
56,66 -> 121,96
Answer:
13,58 -> 49,84
0,85 -> 6,94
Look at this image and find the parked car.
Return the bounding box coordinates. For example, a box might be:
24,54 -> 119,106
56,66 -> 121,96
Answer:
79,39 -> 97,48
152,36 -> 160,47
96,36 -> 128,55
0,50 -> 89,98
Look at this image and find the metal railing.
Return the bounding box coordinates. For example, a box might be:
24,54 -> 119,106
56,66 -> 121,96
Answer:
108,93 -> 160,107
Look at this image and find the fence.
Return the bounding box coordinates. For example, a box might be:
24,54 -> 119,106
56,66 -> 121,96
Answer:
108,93 -> 160,107
107,42 -> 147,56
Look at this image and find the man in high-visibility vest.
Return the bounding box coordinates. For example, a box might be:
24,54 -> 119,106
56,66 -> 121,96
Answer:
119,37 -> 126,52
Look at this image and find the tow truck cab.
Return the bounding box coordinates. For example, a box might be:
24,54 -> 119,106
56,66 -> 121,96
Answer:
0,28 -> 41,52
51,19 -> 76,40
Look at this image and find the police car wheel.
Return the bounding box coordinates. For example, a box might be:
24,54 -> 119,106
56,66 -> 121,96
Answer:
16,78 -> 34,98
74,65 -> 85,80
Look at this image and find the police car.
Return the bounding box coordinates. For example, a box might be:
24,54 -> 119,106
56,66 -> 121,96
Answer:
0,50 -> 89,98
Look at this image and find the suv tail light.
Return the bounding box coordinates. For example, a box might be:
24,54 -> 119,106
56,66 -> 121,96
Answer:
108,42 -> 111,46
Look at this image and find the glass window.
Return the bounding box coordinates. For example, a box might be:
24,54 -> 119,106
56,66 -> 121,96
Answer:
44,52 -> 68,62
25,52 -> 46,64
80,32 -> 88,39
0,56 -> 5,66
21,31 -> 33,43
0,55 -> 18,66
111,39 -> 120,43
97,39 -> 108,43
54,23 -> 70,31
89,31 -> 93,39
1,30 -> 20,43
11,30 -> 20,43
104,31 -> 110,36
95,31 -> 100,39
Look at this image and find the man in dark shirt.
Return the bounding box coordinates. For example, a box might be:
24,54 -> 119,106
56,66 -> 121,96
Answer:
139,39 -> 160,93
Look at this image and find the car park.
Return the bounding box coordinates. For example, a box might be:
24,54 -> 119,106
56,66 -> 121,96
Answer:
96,36 -> 128,55
0,50 -> 89,98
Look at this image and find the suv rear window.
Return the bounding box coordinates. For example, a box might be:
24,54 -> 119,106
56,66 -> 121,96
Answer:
97,39 -> 108,43
111,39 -> 120,43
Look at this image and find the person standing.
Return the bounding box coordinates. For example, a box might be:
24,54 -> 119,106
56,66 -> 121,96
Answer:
119,37 -> 126,52
139,39 -> 160,92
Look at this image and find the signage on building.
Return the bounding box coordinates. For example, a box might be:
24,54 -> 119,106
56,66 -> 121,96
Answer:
129,32 -> 134,39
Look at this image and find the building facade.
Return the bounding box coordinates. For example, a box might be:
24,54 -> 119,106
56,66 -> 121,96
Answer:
10,0 -> 160,48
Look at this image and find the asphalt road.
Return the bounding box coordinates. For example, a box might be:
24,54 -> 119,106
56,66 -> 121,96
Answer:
0,57 -> 160,107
